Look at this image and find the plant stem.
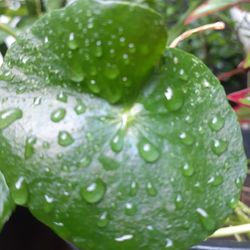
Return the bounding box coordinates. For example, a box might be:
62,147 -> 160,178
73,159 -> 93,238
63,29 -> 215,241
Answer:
169,22 -> 225,48
211,223 -> 250,238
0,23 -> 17,38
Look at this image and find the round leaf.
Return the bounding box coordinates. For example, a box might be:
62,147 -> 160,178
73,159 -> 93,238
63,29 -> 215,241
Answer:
0,2 -> 246,250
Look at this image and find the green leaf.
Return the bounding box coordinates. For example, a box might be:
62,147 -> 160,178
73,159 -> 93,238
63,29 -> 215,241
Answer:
0,171 -> 14,230
43,0 -> 65,11
185,0 -> 243,24
0,1 -> 246,250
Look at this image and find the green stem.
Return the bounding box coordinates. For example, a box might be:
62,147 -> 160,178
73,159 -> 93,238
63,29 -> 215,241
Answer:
0,23 -> 17,38
211,223 -> 250,238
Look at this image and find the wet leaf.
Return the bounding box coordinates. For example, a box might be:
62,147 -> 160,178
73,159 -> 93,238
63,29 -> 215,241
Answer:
0,1 -> 246,250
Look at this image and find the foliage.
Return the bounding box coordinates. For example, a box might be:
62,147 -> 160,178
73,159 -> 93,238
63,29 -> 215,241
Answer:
0,0 -> 248,249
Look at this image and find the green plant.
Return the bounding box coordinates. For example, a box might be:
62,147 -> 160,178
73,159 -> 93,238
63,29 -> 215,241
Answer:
0,1 -> 247,250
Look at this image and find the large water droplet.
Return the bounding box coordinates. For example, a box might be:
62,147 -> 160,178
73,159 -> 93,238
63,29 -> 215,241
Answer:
68,32 -> 78,50
0,108 -> 23,129
164,87 -> 184,112
207,174 -> 224,187
179,132 -> 194,146
229,197 -> 238,209
58,131 -> 74,147
81,179 -> 106,204
129,181 -> 138,196
51,108 -> 66,123
11,177 -> 28,206
138,139 -> 160,163
146,182 -> 157,197
125,203 -> 137,216
182,163 -> 194,177
110,129 -> 125,153
74,102 -> 86,115
70,70 -> 85,83
97,212 -> 108,228
99,155 -> 119,171
208,116 -> 225,132
211,139 -> 228,156
104,64 -> 120,80
196,208 -> 215,231
24,136 -> 37,159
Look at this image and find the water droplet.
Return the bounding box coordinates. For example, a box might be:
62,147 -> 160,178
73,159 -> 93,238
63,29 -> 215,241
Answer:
110,129 -> 125,153
115,234 -> 133,242
207,174 -> 224,187
70,70 -> 85,83
97,212 -> 108,227
88,80 -> 100,94
128,43 -> 136,54
24,136 -> 37,159
125,203 -> 137,216
175,194 -> 184,209
68,32 -> 78,50
99,155 -> 119,171
229,197 -> 238,209
165,239 -> 174,249
211,139 -> 228,156
164,87 -> 184,112
146,182 -> 157,197
77,156 -> 91,168
11,177 -> 28,205
196,208 -> 215,231
235,177 -> 244,188
95,45 -> 103,58
58,131 -> 74,147
179,132 -> 194,146
209,116 -> 225,132
0,108 -> 23,129
138,139 -> 160,163
104,64 -> 120,80
129,181 -> 138,196
74,102 -> 86,115
182,163 -> 194,177
51,108 -> 66,123
81,179 -> 106,204
57,92 -> 68,103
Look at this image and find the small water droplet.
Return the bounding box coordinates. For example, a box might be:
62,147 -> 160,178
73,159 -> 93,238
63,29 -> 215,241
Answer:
68,32 -> 78,50
88,80 -> 100,94
51,108 -> 66,123
24,136 -> 37,159
211,139 -> 228,156
70,70 -> 85,83
11,177 -> 28,205
182,163 -> 194,177
77,156 -> 91,168
129,181 -> 138,196
138,139 -> 160,163
0,108 -> 23,129
179,132 -> 194,146
128,43 -> 136,54
175,194 -> 184,209
209,116 -> 225,132
165,239 -> 174,249
229,197 -> 238,209
99,155 -> 119,171
164,87 -> 184,112
146,182 -> 157,197
97,212 -> 108,228
57,92 -> 68,103
81,179 -> 106,204
115,234 -> 133,242
110,129 -> 125,153
74,102 -> 86,115
125,203 -> 137,216
196,208 -> 215,232
104,64 -> 120,80
207,174 -> 224,187
58,131 -> 74,147
235,177 -> 244,188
